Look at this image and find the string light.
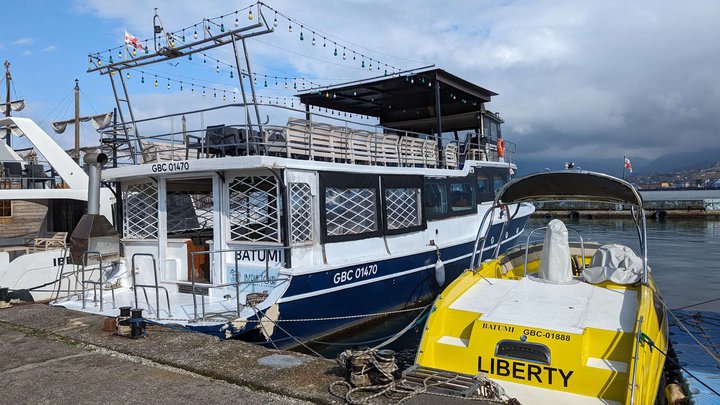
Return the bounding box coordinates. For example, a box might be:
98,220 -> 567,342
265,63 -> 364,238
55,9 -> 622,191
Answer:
141,72 -> 144,83
126,71 -> 130,79
220,16 -> 225,32
235,11 -> 239,27
248,9 -> 253,20
273,12 -> 278,27
154,75 -> 158,87
194,25 -> 198,39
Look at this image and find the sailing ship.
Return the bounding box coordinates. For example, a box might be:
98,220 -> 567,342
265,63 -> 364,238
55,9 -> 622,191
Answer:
409,171 -> 668,404
53,5 -> 534,348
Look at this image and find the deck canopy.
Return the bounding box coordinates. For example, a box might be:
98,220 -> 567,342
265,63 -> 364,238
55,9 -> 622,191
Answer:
296,68 -> 498,134
496,171 -> 644,206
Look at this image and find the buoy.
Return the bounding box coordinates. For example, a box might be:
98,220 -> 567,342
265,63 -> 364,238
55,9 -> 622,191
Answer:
435,258 -> 446,287
658,210 -> 668,220
544,213 -> 553,219
665,383 -> 686,404
569,211 -> 580,220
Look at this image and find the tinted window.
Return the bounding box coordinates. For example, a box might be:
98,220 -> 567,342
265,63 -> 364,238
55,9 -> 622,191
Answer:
477,174 -> 494,202
449,183 -> 475,212
493,174 -> 508,195
424,183 -> 447,216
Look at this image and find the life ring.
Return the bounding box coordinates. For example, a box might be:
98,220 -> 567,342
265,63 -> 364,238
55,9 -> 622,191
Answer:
497,138 -> 506,157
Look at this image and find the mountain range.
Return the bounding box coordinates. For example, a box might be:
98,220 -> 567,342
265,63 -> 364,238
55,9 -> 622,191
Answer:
517,148 -> 720,176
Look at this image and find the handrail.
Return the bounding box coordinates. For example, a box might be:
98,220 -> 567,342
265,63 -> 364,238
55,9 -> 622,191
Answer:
130,253 -> 172,318
189,246 -> 291,321
629,316 -> 644,405
522,226 -> 585,277
80,251 -> 116,311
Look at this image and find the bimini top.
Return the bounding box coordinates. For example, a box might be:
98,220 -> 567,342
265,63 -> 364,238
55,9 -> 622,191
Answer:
496,170 -> 644,206
296,68 -> 498,134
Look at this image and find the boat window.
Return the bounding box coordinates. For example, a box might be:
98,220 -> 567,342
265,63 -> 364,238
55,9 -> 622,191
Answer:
424,182 -> 448,217
493,174 -> 509,195
476,174 -> 493,202
122,181 -> 158,239
229,176 -> 281,243
167,192 -> 213,234
325,187 -> 378,237
449,182 -> 475,212
289,182 -> 313,245
0,200 -> 12,217
385,188 -> 422,230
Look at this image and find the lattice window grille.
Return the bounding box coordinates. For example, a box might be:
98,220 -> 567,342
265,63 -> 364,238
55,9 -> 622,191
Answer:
325,188 -> 377,236
385,188 -> 421,230
122,182 -> 158,239
229,176 -> 281,243
166,192 -> 214,233
289,183 -> 313,245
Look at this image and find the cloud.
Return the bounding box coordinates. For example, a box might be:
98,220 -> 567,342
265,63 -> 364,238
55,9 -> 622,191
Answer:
41,45 -> 58,52
21,50 -> 33,56
13,37 -> 34,46
74,0 -> 720,168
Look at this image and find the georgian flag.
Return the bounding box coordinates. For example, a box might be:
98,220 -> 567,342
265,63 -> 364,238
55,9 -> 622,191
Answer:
124,31 -> 144,50
624,157 -> 633,173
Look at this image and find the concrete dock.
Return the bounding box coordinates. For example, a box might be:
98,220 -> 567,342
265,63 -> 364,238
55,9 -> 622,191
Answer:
0,303 -> 482,404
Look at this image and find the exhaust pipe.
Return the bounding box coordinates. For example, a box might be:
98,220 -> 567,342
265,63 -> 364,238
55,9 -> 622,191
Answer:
83,151 -> 108,215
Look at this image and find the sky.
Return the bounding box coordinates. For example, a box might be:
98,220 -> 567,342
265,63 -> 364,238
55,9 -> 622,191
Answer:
2,0 -> 720,173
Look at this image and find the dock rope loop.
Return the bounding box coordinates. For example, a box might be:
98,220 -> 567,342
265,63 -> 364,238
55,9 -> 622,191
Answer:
330,347 -> 514,404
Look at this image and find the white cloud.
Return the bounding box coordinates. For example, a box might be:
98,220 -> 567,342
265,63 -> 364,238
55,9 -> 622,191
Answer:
20,50 -> 33,56
74,0 -> 720,167
13,37 -> 34,46
41,45 -> 58,52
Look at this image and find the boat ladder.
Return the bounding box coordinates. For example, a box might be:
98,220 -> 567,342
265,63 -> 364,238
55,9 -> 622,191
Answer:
80,251 -> 116,311
401,365 -> 484,397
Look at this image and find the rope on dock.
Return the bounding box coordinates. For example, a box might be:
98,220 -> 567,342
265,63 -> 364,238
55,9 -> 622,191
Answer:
329,346 -> 515,404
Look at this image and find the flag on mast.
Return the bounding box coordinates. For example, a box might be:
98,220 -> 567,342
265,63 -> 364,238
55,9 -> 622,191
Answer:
124,31 -> 144,50
624,157 -> 633,173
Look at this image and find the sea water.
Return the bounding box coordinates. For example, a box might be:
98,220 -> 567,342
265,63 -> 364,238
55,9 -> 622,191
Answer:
318,217 -> 720,364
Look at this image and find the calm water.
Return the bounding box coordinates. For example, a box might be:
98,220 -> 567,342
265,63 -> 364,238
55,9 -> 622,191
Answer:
641,189 -> 720,201
317,217 -> 720,362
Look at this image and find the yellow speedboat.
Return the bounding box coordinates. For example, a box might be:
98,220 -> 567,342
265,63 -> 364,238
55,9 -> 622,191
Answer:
412,171 -> 668,404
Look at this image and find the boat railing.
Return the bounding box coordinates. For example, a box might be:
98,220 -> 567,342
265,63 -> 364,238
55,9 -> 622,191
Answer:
629,315 -> 644,405
81,251 -> 116,312
0,158 -> 66,190
130,253 -> 173,319
99,103 -> 513,169
188,246 -> 292,322
522,226 -> 586,276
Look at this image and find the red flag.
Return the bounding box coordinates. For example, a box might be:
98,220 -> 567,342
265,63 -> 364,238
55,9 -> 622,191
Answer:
125,31 -> 144,50
624,157 -> 632,173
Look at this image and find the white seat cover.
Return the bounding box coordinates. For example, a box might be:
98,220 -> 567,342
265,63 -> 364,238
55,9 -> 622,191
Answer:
538,219 -> 573,284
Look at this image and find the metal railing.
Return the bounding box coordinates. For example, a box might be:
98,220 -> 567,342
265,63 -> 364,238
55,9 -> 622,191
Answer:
188,246 -> 291,322
131,253 -> 172,318
98,103 -> 514,169
0,159 -> 64,189
629,316 -> 644,405
81,251 -> 116,311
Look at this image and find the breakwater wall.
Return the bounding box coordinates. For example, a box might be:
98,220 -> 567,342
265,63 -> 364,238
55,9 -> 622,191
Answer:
532,199 -> 720,219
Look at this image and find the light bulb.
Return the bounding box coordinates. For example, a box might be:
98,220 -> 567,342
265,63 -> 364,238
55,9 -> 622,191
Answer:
188,53 -> 192,60
133,49 -> 137,56
109,55 -> 113,63
300,31 -> 304,41
273,15 -> 278,27
312,36 -> 316,46
167,82 -> 170,90
118,51 -> 122,59
194,30 -> 198,39
216,64 -> 220,73
288,24 -> 292,32
97,58 -> 103,67
154,77 -> 158,87
126,71 -> 130,79
235,17 -> 239,27
141,75 -> 144,83
202,89 -> 206,97
248,9 -> 253,20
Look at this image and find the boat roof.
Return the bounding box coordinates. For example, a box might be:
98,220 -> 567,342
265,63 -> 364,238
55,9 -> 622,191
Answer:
496,170 -> 644,206
296,68 -> 499,134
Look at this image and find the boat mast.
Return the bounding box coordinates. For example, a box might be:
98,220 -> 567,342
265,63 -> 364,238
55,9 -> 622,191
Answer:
74,79 -> 80,162
4,60 -> 11,147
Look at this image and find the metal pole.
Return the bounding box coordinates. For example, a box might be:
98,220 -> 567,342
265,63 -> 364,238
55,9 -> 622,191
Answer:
434,77 -> 443,168
4,60 -> 11,147
74,79 -> 80,162
240,37 -> 263,136
229,34 -> 252,155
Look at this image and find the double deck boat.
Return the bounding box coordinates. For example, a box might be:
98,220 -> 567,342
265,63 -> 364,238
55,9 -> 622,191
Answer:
0,116 -> 114,301
410,171 -> 668,404
54,8 -> 534,348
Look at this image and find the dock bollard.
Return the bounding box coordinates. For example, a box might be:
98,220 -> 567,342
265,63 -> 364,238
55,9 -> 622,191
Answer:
0,287 -> 11,309
116,306 -> 132,337
129,308 -> 147,339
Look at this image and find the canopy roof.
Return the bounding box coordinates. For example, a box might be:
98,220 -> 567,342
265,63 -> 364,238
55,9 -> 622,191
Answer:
296,68 -> 498,134
496,171 -> 644,206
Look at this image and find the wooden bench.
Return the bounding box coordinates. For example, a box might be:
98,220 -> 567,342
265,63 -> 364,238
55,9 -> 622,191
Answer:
33,232 -> 68,251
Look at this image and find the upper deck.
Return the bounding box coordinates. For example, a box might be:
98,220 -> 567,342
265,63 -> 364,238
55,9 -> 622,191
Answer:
100,69 -> 515,176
